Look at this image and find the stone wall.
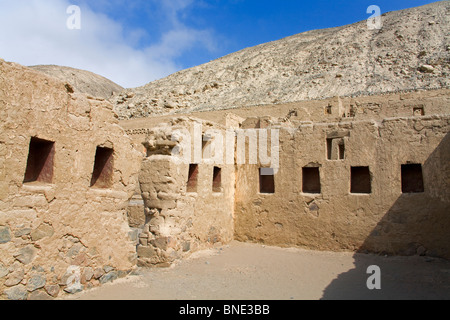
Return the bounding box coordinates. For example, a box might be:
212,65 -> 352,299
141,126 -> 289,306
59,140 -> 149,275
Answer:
0,60 -> 141,300
234,115 -> 450,259
137,118 -> 235,267
120,89 -> 450,261
119,89 -> 450,139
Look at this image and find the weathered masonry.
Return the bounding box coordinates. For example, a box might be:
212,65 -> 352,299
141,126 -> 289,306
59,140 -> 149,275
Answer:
136,118 -> 235,267
123,89 -> 450,264
234,116 -> 450,259
0,60 -> 141,300
1,58 -> 449,300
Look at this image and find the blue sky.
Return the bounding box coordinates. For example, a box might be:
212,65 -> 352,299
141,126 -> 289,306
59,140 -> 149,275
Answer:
0,0 -> 440,88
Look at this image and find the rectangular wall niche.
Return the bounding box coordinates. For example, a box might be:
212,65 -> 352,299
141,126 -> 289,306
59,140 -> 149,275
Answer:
401,164 -> 425,193
326,132 -> 348,160
24,137 -> 55,184
302,167 -> 321,194
212,167 -> 222,193
351,166 -> 372,194
90,146 -> 114,188
187,164 -> 199,193
413,106 -> 425,116
259,168 -> 275,194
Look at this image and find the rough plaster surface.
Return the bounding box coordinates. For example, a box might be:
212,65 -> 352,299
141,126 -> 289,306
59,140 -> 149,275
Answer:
137,118 -> 235,267
0,60 -> 141,300
1,1 -> 449,300
122,89 -> 450,261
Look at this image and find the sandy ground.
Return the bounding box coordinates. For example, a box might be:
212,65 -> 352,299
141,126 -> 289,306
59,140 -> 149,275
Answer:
65,241 -> 450,300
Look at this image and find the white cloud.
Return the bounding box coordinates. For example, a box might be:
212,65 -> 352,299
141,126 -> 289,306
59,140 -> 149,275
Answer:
0,0 -> 217,88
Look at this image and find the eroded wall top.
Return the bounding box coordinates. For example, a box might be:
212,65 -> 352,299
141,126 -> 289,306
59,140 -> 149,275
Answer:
0,59 -> 141,300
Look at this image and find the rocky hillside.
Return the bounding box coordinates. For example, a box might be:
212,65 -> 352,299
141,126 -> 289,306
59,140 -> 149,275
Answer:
113,1 -> 449,120
29,65 -> 124,99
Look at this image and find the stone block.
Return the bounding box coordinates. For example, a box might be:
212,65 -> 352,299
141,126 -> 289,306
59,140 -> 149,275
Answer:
30,223 -> 54,241
0,225 -> 11,244
44,284 -> 60,298
5,285 -> 28,300
14,245 -> 38,265
27,274 -> 46,292
99,271 -> 118,284
137,245 -> 156,259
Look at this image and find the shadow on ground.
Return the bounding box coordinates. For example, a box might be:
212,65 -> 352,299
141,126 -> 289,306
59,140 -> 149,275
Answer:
322,132 -> 450,300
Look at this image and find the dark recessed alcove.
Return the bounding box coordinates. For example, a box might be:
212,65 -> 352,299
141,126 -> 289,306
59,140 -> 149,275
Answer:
24,137 -> 55,184
90,146 -> 114,188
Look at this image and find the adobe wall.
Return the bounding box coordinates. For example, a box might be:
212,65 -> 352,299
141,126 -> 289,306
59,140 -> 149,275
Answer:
120,89 -> 449,260
0,60 -> 141,300
234,115 -> 450,259
136,118 -> 235,267
119,88 -> 450,133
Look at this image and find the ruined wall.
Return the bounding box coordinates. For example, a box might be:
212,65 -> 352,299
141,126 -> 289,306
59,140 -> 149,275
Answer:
234,115 -> 450,259
120,90 -> 450,260
119,89 -> 450,134
0,60 -> 141,300
137,118 -> 235,267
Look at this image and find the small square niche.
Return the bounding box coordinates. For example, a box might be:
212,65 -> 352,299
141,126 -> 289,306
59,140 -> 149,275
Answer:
24,137 -> 55,184
351,167 -> 372,194
401,164 -> 424,193
90,146 -> 114,189
302,167 -> 321,194
259,168 -> 275,194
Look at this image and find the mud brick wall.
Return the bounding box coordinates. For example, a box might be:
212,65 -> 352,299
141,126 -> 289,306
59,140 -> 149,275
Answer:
0,60 -> 141,300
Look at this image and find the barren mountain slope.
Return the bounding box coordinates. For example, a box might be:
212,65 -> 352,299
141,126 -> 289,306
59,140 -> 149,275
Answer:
30,65 -> 124,99
114,1 -> 449,120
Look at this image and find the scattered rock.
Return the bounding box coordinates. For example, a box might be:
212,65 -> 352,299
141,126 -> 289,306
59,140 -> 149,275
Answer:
45,284 -> 60,298
28,290 -> 53,300
30,223 -> 54,241
5,285 -> 28,300
164,101 -> 177,109
137,245 -> 157,259
27,274 -> 46,292
93,267 -> 105,280
0,264 -> 8,278
5,267 -> 24,287
14,245 -> 38,265
14,228 -> 32,237
83,267 -> 94,282
99,271 -> 119,284
418,65 -> 436,73
64,283 -> 83,294
0,225 -> 11,244
103,265 -> 114,273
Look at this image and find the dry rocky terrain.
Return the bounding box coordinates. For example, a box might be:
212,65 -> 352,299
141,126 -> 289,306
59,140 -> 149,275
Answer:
27,2 -> 449,120
110,1 -> 449,119
29,65 -> 124,100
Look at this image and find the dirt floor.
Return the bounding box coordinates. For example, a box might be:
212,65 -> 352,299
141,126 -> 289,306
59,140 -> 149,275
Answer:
65,241 -> 450,300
